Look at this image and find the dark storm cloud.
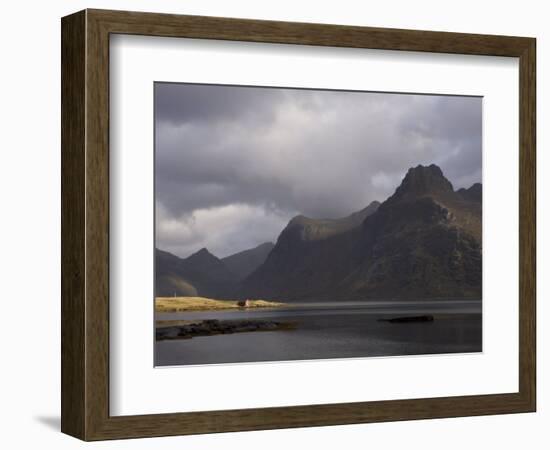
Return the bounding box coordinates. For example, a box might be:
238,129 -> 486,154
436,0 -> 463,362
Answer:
155,82 -> 283,126
155,83 -> 482,258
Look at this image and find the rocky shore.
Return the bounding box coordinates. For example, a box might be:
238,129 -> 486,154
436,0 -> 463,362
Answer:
378,314 -> 434,323
156,319 -> 295,341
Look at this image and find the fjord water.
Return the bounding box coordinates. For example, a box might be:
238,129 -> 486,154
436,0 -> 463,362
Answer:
155,300 -> 482,366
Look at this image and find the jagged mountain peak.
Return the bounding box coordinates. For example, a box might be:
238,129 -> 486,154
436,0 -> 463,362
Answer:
392,164 -> 454,199
188,247 -> 216,260
184,248 -> 232,274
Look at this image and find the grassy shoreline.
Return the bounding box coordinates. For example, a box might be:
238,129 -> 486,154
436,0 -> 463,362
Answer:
155,296 -> 285,313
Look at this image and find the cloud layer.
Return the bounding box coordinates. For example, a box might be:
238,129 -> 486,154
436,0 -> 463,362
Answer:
155,83 -> 482,258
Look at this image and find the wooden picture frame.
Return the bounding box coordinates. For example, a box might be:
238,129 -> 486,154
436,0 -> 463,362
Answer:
61,9 -> 536,441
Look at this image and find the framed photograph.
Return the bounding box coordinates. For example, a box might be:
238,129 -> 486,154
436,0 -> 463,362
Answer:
61,9 -> 536,440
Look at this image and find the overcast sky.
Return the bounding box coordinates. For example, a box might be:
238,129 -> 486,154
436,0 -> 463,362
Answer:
155,82 -> 482,259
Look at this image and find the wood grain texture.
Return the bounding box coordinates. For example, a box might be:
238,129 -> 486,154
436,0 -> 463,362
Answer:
85,10 -> 111,438
61,10 -> 86,439
89,8 -> 532,56
61,9 -> 537,441
518,39 -> 536,410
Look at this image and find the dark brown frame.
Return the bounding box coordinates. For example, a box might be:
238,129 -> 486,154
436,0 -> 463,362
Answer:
61,9 -> 536,441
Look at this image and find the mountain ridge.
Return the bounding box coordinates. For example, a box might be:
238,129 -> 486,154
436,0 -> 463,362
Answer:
155,247 -> 237,298
156,164 -> 482,302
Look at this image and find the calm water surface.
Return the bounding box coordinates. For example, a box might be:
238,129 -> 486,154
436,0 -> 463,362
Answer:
155,300 -> 482,366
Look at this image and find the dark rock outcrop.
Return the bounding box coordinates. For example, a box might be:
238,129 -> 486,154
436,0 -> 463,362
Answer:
155,319 -> 293,340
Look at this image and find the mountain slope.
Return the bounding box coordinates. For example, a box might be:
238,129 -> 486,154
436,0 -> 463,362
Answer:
222,242 -> 275,280
287,201 -> 380,242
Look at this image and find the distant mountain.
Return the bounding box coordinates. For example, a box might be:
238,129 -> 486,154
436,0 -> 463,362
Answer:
184,248 -> 231,279
155,248 -> 237,298
155,249 -> 199,297
240,164 -> 482,301
222,242 -> 275,280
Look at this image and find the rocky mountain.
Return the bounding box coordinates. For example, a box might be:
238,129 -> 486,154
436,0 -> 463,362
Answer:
222,242 -> 275,280
457,182 -> 482,203
155,247 -> 237,298
347,165 -> 482,299
240,164 -> 482,301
